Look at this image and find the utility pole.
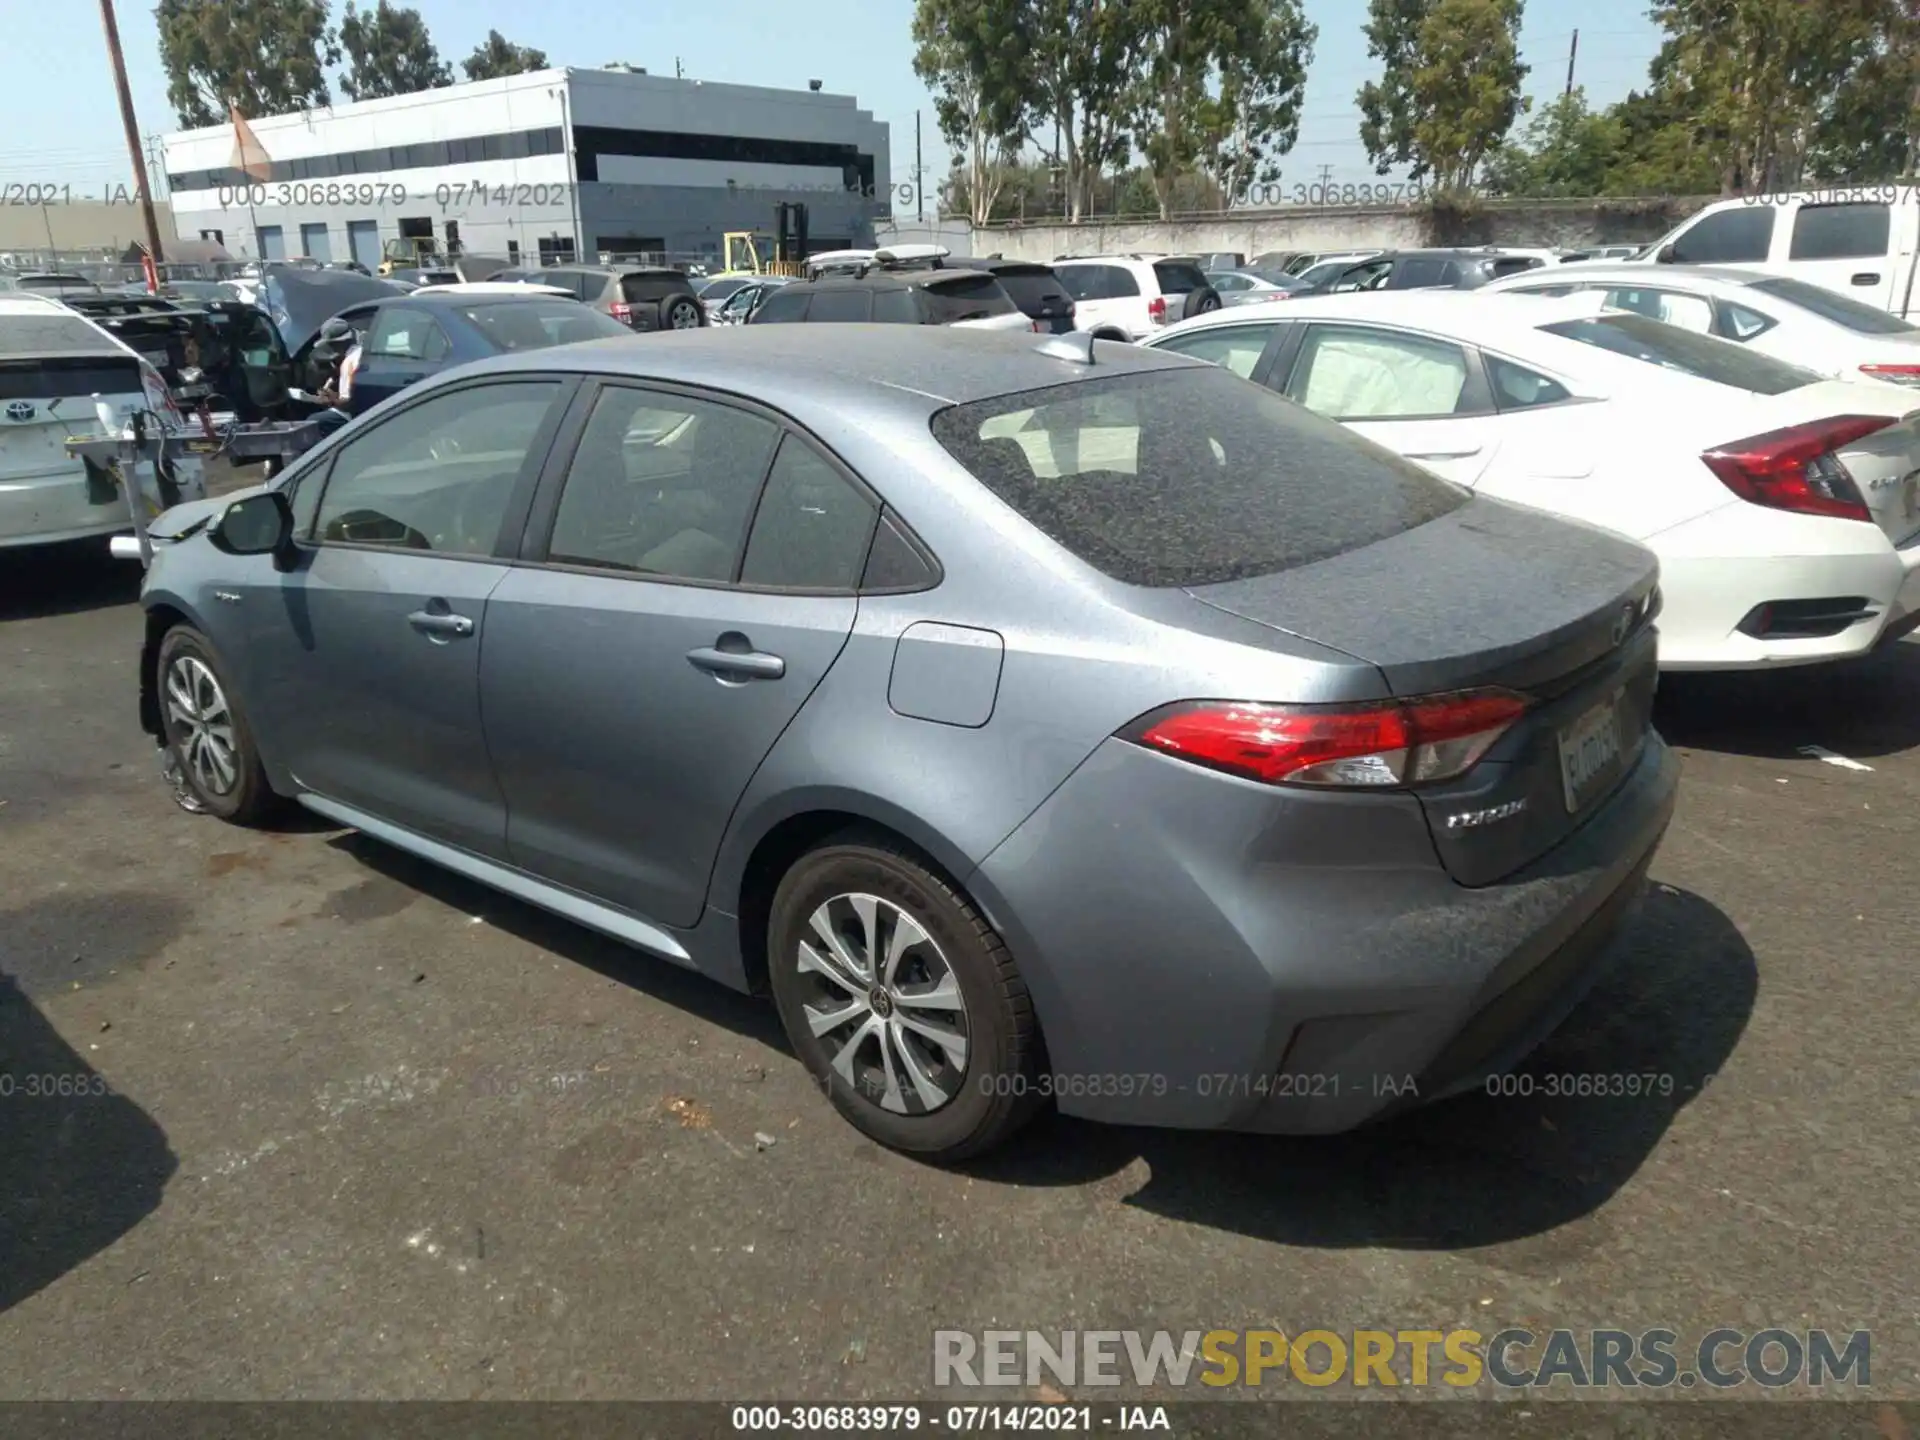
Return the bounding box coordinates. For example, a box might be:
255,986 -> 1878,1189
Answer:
1565,30 -> 1579,96
97,0 -> 165,269
915,110 -> 924,222
675,57 -> 684,79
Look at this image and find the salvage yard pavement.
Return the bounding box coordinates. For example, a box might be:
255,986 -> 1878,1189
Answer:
2,540 -> 1917,1403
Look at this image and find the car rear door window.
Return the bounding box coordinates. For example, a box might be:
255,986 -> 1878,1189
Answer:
932,368 -> 1466,587
989,266 -> 1072,317
1286,324 -> 1480,418
871,288 -> 922,324
1389,256 -> 1451,289
803,288 -> 872,322
1789,202 -> 1890,260
738,436 -> 878,589
1749,275 -> 1917,334
311,381 -> 561,554
751,288 -> 811,323
1670,206 -> 1775,263
545,386 -> 780,582
1152,323 -> 1282,379
1601,286 -> 1714,334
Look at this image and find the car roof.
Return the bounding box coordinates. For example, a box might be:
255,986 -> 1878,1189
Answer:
965,257 -> 1057,273
378,290 -> 579,308
470,324 -> 1201,412
780,269 -> 1000,294
410,281 -> 573,296
1154,288 -> 1603,349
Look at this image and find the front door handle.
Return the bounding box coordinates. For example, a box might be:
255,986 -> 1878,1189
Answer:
408,609 -> 474,638
1852,272 -> 1882,286
687,643 -> 785,681
1406,447 -> 1482,461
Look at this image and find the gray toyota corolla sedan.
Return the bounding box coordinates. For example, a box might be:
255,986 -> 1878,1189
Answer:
133,325 -> 1676,1160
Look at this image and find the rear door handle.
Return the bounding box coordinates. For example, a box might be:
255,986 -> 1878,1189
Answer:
1406,447 -> 1482,461
687,645 -> 785,681
1852,272 -> 1881,285
408,610 -> 474,638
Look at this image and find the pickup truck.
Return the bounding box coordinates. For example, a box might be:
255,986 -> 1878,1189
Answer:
1635,185 -> 1920,319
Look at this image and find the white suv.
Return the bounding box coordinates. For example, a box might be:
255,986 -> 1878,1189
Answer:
1051,255 -> 1222,340
0,295 -> 205,550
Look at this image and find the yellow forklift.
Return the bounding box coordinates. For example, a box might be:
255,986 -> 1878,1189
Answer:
716,203 -> 810,279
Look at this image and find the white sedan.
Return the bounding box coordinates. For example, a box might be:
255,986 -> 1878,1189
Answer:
1480,263 -> 1920,388
1142,292 -> 1920,671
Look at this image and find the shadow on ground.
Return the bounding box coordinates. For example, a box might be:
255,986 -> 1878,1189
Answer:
332,825 -> 1755,1253
0,540 -> 139,623
0,971 -> 176,1315
1656,636 -> 1920,759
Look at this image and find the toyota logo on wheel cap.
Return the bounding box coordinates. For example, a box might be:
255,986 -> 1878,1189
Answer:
3,401 -> 35,422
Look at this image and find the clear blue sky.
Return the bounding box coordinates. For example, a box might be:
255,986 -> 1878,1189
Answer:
0,0 -> 1664,199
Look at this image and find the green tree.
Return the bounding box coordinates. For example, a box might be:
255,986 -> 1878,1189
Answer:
1483,89 -> 1624,197
338,1 -> 451,101
157,0 -> 340,126
912,0 -> 1031,224
1023,0 -> 1145,222
1198,0 -> 1317,209
460,29 -> 549,82
1358,0 -> 1527,191
1806,0 -> 1920,181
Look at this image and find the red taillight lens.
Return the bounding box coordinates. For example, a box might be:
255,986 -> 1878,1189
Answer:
1859,363 -> 1920,387
1700,415 -> 1891,523
1123,689 -> 1530,788
1148,296 -> 1168,324
609,301 -> 632,322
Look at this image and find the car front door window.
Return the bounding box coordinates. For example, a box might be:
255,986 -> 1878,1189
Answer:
312,381 -> 562,555
1286,325 -> 1475,419
1155,324 -> 1281,379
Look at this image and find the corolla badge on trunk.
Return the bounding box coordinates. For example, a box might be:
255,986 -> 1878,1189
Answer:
1445,797 -> 1530,830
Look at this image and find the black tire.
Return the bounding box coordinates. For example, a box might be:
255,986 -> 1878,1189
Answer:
768,836 -> 1043,1161
154,624 -> 282,825
1189,287 -> 1222,315
664,294 -> 705,330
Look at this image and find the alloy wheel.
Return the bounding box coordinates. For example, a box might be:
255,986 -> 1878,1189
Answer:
796,893 -> 972,1115
669,299 -> 702,329
163,654 -> 239,797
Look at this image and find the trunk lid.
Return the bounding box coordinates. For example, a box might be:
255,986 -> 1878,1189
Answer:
1832,406 -> 1920,547
1188,496 -> 1661,885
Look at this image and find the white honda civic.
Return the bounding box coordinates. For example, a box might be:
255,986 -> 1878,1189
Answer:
1143,291 -> 1920,671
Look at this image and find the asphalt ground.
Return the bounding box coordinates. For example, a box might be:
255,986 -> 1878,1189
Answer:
1,527 -> 1916,1427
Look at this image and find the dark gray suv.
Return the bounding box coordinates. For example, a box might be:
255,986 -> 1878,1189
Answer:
488,264 -> 706,332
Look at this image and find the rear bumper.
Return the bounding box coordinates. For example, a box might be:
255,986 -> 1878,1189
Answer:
0,466 -> 127,547
969,732 -> 1679,1132
1650,504 -> 1920,670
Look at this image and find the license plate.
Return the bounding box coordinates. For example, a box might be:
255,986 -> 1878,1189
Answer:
1558,692 -> 1624,814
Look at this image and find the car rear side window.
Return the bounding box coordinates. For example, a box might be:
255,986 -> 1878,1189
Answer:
739,436 -> 878,589
1485,355 -> 1572,410
1749,276 -> 1916,334
1541,314 -> 1821,394
1389,257 -> 1451,288
930,368 -> 1467,587
1788,202 -> 1890,261
1152,262 -> 1209,294
366,307 -> 451,361
920,275 -> 1016,322
462,299 -> 628,349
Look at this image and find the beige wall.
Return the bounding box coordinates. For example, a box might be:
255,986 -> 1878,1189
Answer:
0,201 -> 176,257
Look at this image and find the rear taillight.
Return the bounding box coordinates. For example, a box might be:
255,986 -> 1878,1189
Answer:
1122,689 -> 1530,789
1859,363 -> 1920,387
1031,319 -> 1043,332
1147,296 -> 1168,324
609,301 -> 632,323
1701,415 -> 1891,523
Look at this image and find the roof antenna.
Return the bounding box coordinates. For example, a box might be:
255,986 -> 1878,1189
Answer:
1035,331 -> 1098,364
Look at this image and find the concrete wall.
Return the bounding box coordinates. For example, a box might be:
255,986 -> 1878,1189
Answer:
974,197 -> 1714,262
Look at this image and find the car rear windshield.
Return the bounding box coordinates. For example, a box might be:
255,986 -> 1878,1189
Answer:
460,299 -> 630,349
1539,313 -> 1822,395
1749,276 -> 1917,335
921,274 -> 1016,322
1153,261 -> 1210,294
986,266 -> 1072,317
929,367 -> 1468,587
0,312 -> 119,356
619,272 -> 689,302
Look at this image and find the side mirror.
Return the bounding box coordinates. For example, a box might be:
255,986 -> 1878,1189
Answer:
1655,244 -> 1677,265
211,490 -> 293,558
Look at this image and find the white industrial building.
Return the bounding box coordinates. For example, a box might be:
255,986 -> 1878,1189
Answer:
161,67 -> 892,270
